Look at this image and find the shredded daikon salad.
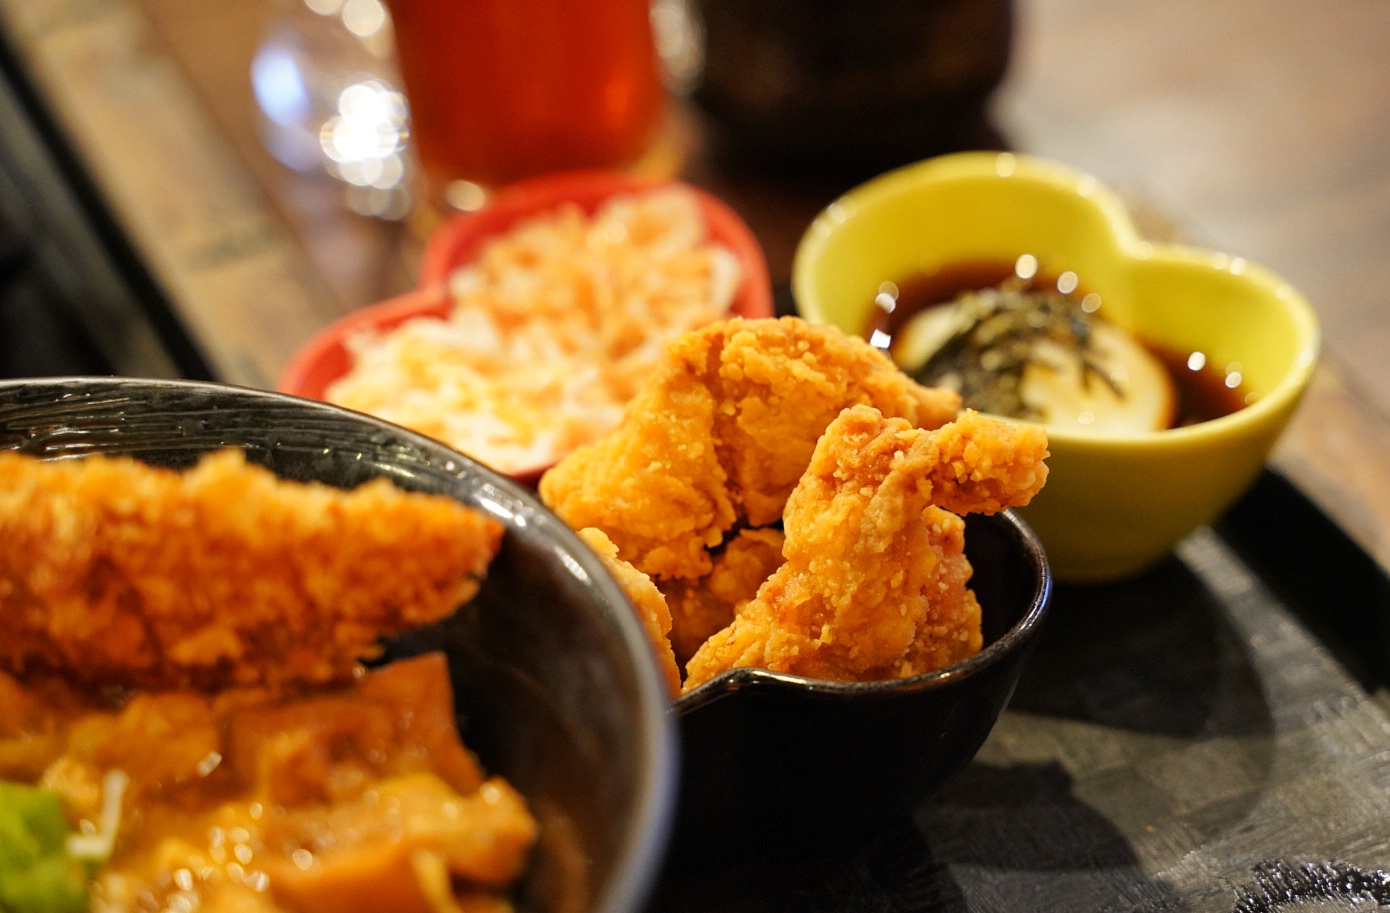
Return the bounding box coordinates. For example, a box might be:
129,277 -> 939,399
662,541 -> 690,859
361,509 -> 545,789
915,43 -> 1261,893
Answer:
325,187 -> 742,474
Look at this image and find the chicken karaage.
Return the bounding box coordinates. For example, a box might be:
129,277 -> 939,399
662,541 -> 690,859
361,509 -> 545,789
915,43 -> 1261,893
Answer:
576,527 -> 683,696
539,317 -> 960,581
683,405 -> 1048,688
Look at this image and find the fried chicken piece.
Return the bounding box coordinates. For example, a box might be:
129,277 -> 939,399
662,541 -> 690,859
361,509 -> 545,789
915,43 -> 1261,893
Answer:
683,406 -> 1048,690
539,317 -> 960,581
576,528 -> 682,696
0,449 -> 503,690
659,527 -> 785,665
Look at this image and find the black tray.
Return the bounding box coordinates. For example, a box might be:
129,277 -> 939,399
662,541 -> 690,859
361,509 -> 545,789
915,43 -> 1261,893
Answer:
647,468 -> 1390,912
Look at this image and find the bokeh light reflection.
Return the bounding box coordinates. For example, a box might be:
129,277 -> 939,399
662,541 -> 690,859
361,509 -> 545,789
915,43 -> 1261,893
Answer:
318,78 -> 409,212
341,0 -> 388,39
252,0 -> 411,218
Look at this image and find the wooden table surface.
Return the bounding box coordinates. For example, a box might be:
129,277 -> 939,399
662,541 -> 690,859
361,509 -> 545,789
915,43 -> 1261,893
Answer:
1,0 -> 1388,577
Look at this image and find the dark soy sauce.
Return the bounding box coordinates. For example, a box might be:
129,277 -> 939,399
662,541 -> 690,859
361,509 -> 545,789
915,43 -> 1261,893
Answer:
1145,342 -> 1252,428
866,260 -> 1250,428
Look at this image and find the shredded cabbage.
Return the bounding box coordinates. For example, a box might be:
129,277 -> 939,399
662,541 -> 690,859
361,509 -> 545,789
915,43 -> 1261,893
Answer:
64,770 -> 128,864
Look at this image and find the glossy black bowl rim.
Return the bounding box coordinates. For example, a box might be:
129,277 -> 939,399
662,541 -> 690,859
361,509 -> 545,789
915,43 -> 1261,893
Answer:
0,375 -> 682,913
673,508 -> 1053,712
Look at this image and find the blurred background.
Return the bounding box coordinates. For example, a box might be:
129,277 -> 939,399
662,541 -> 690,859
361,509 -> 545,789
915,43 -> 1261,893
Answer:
0,0 -> 1387,549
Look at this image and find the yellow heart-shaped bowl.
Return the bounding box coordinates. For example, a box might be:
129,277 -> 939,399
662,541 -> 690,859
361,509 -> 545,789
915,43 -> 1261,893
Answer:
792,151 -> 1320,582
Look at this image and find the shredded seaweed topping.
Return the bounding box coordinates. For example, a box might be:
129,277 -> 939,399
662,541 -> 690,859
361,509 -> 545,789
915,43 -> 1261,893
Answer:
901,278 -> 1124,420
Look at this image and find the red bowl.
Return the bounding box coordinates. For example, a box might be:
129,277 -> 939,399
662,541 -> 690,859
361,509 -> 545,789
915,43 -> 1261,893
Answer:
415,169 -> 774,297
277,171 -> 774,476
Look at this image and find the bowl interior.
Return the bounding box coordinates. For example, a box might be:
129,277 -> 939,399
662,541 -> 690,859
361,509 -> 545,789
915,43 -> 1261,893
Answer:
0,377 -> 679,913
795,152 -> 1312,430
667,508 -> 1051,865
792,151 -> 1319,440
795,155 -> 1134,331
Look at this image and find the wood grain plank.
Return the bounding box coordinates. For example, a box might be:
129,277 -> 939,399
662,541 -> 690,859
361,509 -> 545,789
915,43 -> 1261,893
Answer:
0,0 -> 347,388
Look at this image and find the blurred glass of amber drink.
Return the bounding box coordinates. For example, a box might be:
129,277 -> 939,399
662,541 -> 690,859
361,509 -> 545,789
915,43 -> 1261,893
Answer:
385,0 -> 668,211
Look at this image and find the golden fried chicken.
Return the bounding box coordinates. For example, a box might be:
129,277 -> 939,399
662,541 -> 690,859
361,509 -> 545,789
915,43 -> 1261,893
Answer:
539,317 -> 960,580
682,406 -> 1048,690
659,527 -> 784,665
576,527 -> 682,696
0,449 -> 503,690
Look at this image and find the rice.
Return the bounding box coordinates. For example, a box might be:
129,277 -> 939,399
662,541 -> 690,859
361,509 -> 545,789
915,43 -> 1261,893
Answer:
325,186 -> 742,475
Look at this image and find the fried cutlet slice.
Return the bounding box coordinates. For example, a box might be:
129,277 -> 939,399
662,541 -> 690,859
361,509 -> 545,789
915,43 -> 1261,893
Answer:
0,449 -> 503,690
539,317 -> 961,581
682,405 -> 1048,690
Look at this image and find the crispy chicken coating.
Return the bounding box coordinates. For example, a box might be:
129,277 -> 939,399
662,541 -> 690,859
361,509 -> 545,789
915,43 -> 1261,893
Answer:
659,527 -> 785,665
682,405 -> 1048,690
539,317 -> 960,581
576,528 -> 682,696
0,449 -> 503,690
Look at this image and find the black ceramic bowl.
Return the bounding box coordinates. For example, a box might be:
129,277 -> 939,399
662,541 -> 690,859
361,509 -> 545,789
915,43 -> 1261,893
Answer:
0,377 -> 680,913
669,508 -> 1051,863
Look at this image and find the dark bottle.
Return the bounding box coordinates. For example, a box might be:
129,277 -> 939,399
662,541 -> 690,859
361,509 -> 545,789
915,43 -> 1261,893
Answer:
688,0 -> 1014,173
